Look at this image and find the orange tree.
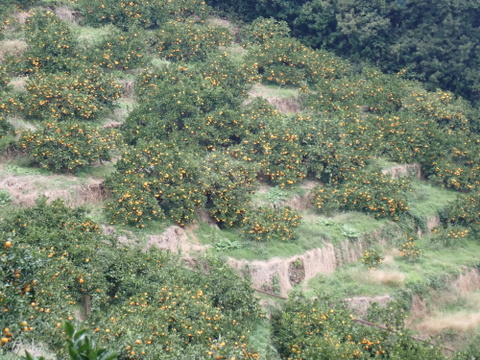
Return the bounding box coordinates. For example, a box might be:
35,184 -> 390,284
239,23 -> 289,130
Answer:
312,170 -> 412,220
105,141 -> 206,227
0,198 -> 113,352
272,293 -> 447,359
239,114 -> 308,187
157,20 -> 232,63
79,0 -> 208,30
19,66 -> 122,122
295,114 -> 372,185
86,257 -> 261,360
122,62 -> 249,148
86,27 -> 149,71
200,151 -> 258,228
0,199 -> 261,359
302,67 -> 480,191
22,10 -> 79,74
242,205 -> 302,242
440,190 -> 480,236
19,122 -> 120,172
243,18 -> 349,88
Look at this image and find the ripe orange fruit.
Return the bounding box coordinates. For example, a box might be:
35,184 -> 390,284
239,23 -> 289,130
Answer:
5,241 -> 11,249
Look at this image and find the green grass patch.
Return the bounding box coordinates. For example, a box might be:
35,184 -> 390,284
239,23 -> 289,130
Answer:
249,83 -> 300,99
305,236 -> 480,302
194,210 -> 387,260
75,24 -> 116,47
299,210 -> 387,246
408,181 -> 458,217
194,222 -> 314,260
249,318 -> 281,360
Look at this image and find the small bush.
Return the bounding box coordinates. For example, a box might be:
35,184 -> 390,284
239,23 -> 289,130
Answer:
157,20 -> 233,62
400,237 -> 420,260
19,122 -> 119,172
20,67 -> 122,121
86,27 -> 149,70
360,249 -> 383,269
312,170 -> 412,220
242,205 -> 302,242
23,10 -> 79,73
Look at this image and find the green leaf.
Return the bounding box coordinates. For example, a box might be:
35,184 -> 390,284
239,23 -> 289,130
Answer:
68,345 -> 79,360
73,328 -> 87,342
63,320 -> 75,337
98,350 -> 119,360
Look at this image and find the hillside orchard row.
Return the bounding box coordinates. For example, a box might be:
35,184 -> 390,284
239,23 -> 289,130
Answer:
0,1 -> 479,359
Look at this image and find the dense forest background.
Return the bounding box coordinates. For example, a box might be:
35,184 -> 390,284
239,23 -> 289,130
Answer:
209,0 -> 480,104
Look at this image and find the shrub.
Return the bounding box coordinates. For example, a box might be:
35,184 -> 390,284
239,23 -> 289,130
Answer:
23,10 -> 79,74
360,249 -> 383,269
19,122 -> 119,172
79,0 -> 208,30
312,170 -> 412,220
20,67 -> 122,121
105,141 -> 206,227
157,20 -> 232,62
86,27 -> 149,70
201,152 -> 258,227
242,205 -> 302,242
400,237 -> 420,260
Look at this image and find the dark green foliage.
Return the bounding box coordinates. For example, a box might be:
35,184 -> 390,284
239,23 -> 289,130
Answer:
209,0 -> 480,102
0,115 -> 13,153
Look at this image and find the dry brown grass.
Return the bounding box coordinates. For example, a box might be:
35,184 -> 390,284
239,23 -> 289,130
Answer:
247,84 -> 302,114
415,311 -> 480,335
0,173 -> 108,208
8,75 -> 28,92
365,269 -> 406,287
55,7 -> 80,24
15,11 -> 30,24
0,39 -> 28,61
